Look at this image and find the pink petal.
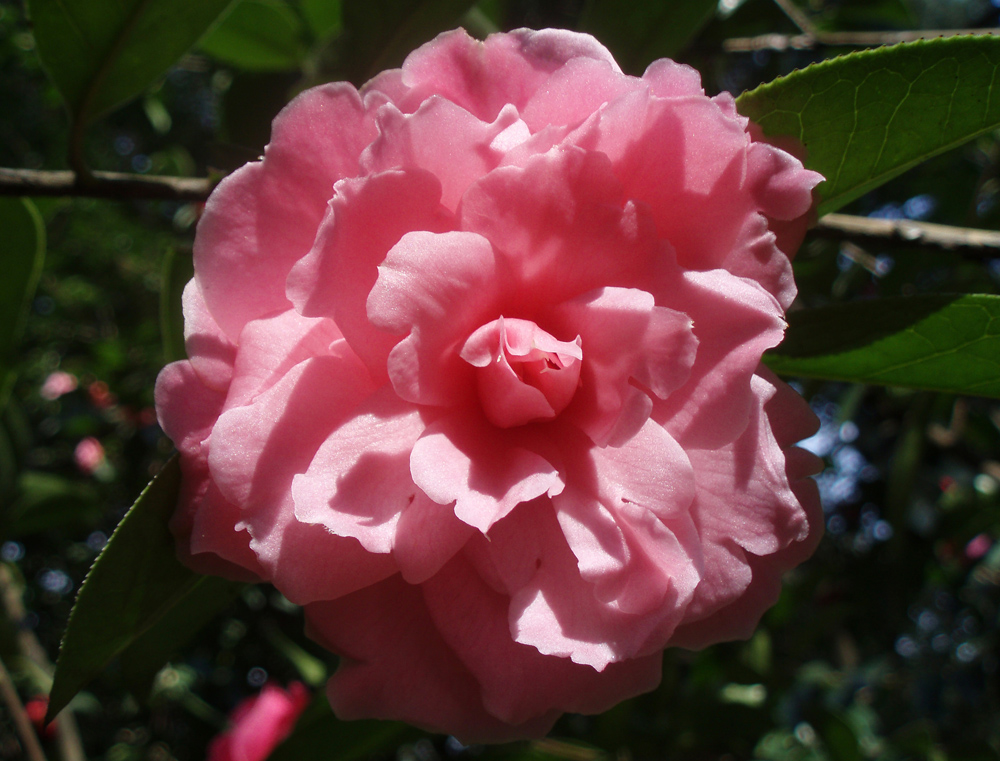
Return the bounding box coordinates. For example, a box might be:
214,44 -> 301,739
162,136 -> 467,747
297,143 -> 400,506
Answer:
225,309 -> 343,409
669,479 -> 823,649
208,354 -> 394,604
757,365 -> 822,448
686,373 -> 811,559
286,169 -> 454,381
567,86 -> 818,307
188,478 -> 266,578
590,419 -> 698,522
292,388 -> 426,556
209,683 -> 309,761
422,552 -> 662,726
748,126 -> 822,269
653,269 -> 787,450
507,504 -> 681,669
602,94 -> 753,270
463,503 -> 546,597
461,148 -> 661,306
361,97 -> 527,211
360,68 -> 407,105
670,372 -> 824,644
169,455 -> 265,582
260,520 -> 396,607
307,576 -> 560,742
396,28 -> 619,122
291,385 -> 471,584
747,140 -> 823,222
548,286 -> 697,445
393,492 -> 475,584
196,84 -> 376,341
641,58 -> 705,98
460,317 -> 582,428
719,212 -> 799,310
410,412 -> 564,533
552,421 -> 700,617
521,56 -> 637,133
671,535 -> 752,627
182,280 -> 236,392
155,360 -> 226,457
368,231 -> 502,407
210,352 -> 373,508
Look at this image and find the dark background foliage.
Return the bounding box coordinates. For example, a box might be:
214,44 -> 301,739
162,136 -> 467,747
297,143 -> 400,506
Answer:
1,0 -> 999,759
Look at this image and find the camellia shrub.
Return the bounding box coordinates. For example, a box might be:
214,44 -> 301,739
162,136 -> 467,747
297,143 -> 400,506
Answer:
3,1 -> 999,758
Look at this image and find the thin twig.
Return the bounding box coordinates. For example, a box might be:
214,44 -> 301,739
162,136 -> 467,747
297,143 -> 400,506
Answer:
0,167 -> 215,202
0,652 -> 48,761
0,567 -> 86,761
724,27 -> 999,52
814,213 -> 1000,254
771,0 -> 816,35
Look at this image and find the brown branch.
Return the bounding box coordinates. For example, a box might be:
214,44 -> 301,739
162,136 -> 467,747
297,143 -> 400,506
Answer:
0,167 -> 215,202
0,657 -> 48,761
771,0 -> 816,35
814,213 -> 1000,254
0,567 -> 86,761
724,27 -> 1000,52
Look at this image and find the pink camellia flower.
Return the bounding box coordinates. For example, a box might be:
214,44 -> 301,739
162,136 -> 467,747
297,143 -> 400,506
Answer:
40,370 -> 78,400
74,437 -> 106,475
156,28 -> 824,741
207,682 -> 309,761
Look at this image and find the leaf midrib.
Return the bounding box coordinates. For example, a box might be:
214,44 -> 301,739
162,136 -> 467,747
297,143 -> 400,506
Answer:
76,0 -> 153,123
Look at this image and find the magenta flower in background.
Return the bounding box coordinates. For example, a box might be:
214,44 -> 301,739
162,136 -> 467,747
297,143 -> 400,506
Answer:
74,437 -> 106,476
40,370 -> 78,400
207,682 -> 309,761
156,28 -> 824,741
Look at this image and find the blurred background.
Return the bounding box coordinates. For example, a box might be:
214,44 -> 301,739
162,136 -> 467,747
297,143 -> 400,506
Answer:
1,0 -> 999,759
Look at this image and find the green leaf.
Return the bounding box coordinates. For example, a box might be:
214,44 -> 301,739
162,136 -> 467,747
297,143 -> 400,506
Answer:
269,694 -> 414,761
766,294 -> 1000,397
341,0 -> 478,84
48,457 -> 233,718
300,0 -> 341,40
0,198 -> 44,410
160,248 -> 193,365
578,0 -> 717,72
120,574 -> 244,700
200,0 -> 306,71
737,36 -> 1000,215
26,0 -> 234,123
820,712 -> 865,761
8,472 -> 101,537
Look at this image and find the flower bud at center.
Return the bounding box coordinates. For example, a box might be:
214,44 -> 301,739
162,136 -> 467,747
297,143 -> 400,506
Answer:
460,317 -> 582,428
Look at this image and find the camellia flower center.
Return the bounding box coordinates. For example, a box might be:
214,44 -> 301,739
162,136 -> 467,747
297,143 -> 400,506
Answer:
459,316 -> 582,428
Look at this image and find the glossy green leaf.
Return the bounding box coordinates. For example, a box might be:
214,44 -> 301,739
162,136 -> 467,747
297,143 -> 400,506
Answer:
269,695 -> 414,761
0,198 -> 44,409
160,247 -> 193,365
26,0 -> 233,123
578,0 -> 717,72
200,0 -> 306,71
341,0 -> 478,83
820,712 -> 865,761
8,472 -> 101,537
48,458 -> 231,719
120,574 -> 244,700
300,0 -> 341,39
766,294 -> 1000,397
737,36 -> 1000,215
